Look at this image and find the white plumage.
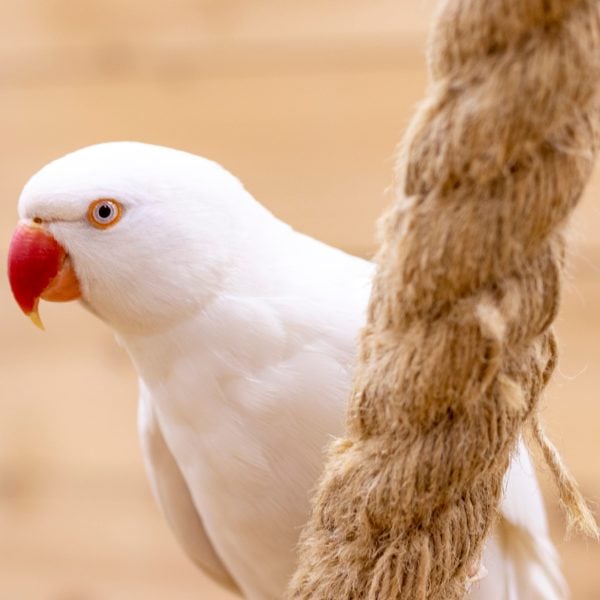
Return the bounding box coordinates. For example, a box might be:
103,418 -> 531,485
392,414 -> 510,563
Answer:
17,142 -> 566,599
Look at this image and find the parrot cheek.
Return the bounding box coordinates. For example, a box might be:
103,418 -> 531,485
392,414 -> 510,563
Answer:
7,222 -> 82,329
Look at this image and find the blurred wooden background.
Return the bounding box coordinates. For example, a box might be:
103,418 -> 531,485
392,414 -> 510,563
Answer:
0,1 -> 598,598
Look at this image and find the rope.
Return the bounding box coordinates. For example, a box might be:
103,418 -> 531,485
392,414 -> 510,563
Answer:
287,1 -> 600,598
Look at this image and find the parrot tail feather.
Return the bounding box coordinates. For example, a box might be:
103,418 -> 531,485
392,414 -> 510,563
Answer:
496,515 -> 567,600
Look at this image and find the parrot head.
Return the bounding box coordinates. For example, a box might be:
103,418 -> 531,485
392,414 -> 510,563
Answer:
7,142 -> 258,333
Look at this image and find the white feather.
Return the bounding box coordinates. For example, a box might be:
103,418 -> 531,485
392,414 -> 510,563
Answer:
471,442 -> 567,600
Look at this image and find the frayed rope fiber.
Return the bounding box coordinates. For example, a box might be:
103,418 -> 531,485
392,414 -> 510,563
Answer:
287,1 -> 600,598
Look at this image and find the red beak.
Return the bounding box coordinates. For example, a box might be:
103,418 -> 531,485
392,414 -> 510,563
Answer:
7,223 -> 81,329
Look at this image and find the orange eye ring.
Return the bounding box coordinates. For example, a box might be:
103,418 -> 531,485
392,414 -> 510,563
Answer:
88,199 -> 123,229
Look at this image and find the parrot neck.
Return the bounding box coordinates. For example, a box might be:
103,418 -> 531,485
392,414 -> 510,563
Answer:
115,286 -> 268,414
118,312 -> 216,384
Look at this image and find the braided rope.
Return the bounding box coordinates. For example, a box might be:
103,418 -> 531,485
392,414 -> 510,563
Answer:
287,1 -> 600,598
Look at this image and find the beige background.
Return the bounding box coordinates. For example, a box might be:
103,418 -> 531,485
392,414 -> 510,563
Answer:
0,1 -> 598,598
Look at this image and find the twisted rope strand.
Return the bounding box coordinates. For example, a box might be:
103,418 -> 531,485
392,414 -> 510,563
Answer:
531,417 -> 599,539
287,1 -> 600,598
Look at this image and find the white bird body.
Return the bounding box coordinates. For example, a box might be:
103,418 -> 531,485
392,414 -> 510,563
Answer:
14,142 -> 566,600
128,226 -> 373,598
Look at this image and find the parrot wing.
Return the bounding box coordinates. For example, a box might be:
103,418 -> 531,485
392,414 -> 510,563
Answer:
472,440 -> 567,600
138,384 -> 240,594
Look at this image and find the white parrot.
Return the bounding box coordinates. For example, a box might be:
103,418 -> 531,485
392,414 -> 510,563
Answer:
8,142 -> 566,599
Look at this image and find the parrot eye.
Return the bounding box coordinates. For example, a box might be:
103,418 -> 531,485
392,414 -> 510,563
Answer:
88,199 -> 122,229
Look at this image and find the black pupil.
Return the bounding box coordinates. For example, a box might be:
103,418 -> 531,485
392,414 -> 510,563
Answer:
98,204 -> 112,220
